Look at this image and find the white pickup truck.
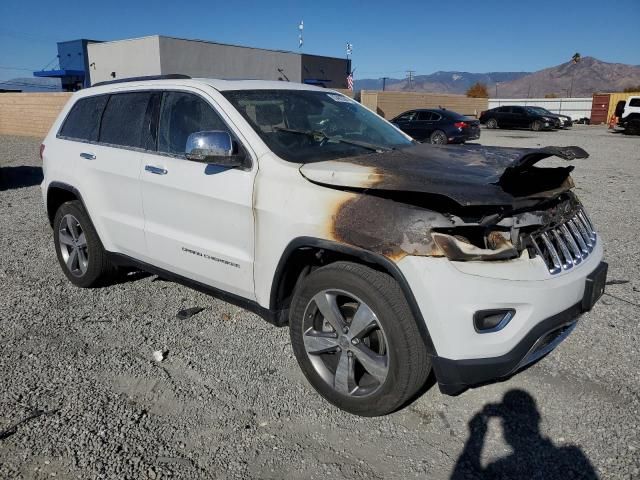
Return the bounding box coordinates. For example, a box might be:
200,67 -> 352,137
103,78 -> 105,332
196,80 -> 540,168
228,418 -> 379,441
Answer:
614,95 -> 640,135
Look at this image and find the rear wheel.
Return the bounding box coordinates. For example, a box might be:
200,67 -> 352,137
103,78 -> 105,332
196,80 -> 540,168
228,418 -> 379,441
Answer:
530,120 -> 542,131
624,120 -> 640,135
486,118 -> 498,129
289,262 -> 431,416
53,200 -> 116,287
429,130 -> 447,145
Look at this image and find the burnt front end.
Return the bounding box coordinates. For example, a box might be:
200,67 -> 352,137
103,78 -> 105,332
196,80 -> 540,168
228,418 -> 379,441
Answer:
300,143 -> 607,394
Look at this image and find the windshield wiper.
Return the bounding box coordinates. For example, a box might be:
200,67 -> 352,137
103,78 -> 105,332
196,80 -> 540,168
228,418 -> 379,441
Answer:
273,127 -> 392,152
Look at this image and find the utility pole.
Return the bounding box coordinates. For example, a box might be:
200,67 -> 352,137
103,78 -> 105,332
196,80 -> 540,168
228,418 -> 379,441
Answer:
381,77 -> 389,91
406,70 -> 415,90
495,82 -> 499,98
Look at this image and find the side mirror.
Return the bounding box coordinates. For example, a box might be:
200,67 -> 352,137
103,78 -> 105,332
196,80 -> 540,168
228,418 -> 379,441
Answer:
185,131 -> 247,168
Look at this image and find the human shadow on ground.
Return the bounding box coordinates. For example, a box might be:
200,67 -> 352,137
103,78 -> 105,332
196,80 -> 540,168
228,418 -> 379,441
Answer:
0,166 -> 43,191
451,389 -> 598,480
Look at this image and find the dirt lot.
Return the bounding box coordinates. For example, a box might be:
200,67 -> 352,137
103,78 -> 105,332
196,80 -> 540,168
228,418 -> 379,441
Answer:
1,126 -> 639,479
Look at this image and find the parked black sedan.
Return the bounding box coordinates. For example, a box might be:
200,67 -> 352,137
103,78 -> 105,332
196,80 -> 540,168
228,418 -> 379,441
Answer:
479,106 -> 557,131
391,108 -> 481,144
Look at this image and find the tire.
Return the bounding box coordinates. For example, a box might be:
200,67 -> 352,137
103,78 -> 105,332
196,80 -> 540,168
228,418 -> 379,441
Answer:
624,120 -> 640,136
289,261 -> 431,416
486,118 -> 498,129
530,120 -> 542,131
53,200 -> 116,288
429,130 -> 447,145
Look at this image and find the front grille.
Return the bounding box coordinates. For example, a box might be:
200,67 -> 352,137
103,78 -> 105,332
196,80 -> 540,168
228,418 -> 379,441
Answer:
529,207 -> 597,274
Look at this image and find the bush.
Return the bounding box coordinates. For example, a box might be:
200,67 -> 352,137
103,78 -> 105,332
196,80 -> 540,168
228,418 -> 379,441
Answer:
466,82 -> 489,98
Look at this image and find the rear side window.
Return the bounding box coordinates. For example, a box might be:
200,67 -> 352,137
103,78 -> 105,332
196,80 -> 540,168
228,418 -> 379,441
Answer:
59,95 -> 108,141
158,92 -> 228,156
629,98 -> 640,107
417,111 -> 434,121
512,107 -> 525,115
99,92 -> 156,149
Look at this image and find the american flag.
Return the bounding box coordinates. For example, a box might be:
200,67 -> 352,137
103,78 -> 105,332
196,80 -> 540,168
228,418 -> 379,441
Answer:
346,72 -> 354,91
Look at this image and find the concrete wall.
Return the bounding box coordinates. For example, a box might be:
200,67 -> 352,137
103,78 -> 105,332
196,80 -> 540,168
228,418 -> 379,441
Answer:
88,36 -> 162,85
0,93 -> 71,137
301,54 -> 349,89
489,97 -> 592,120
159,37 -> 301,82
361,91 -> 488,119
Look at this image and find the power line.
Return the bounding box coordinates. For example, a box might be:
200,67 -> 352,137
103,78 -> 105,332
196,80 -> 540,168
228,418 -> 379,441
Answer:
406,70 -> 415,90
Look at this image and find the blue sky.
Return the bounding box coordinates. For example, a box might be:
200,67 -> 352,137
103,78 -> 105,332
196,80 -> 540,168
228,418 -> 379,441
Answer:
1,0 -> 639,82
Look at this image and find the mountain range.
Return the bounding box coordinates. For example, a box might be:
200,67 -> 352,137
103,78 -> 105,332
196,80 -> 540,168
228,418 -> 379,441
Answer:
355,57 -> 640,98
0,77 -> 61,92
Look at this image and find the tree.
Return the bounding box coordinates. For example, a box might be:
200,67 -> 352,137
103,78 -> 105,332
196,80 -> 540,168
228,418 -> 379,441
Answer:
572,52 -> 581,64
466,82 -> 489,98
544,93 -> 559,98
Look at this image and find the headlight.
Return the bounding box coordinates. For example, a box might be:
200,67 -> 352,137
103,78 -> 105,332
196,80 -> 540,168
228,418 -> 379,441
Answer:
431,231 -> 518,261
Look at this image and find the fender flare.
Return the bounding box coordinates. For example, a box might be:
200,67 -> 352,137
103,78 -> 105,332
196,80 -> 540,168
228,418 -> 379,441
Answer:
46,181 -> 88,225
270,236 -> 438,356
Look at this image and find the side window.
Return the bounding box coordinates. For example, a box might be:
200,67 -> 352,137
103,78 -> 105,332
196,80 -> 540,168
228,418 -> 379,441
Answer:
59,95 -> 109,141
158,92 -> 229,156
629,98 -> 640,107
496,106 -> 508,113
417,111 -> 434,121
99,92 -> 157,149
512,107 -> 525,115
396,111 -> 416,122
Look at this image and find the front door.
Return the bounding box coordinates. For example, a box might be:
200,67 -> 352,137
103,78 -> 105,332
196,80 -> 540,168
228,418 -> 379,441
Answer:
140,89 -> 256,300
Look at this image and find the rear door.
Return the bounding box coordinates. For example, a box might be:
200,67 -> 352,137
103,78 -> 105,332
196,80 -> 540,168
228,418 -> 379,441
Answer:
140,88 -> 256,300
68,91 -> 154,257
495,106 -> 511,126
416,111 -> 436,140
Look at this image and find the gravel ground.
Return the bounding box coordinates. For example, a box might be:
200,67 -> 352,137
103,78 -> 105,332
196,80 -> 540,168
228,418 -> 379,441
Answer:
1,126 -> 639,480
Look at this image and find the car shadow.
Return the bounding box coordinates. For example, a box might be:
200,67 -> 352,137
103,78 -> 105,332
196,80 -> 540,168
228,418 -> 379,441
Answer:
450,389 -> 598,479
0,166 -> 43,191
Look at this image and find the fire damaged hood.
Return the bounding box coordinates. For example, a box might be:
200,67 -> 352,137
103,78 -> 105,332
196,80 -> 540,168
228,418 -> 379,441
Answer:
299,144 -> 588,208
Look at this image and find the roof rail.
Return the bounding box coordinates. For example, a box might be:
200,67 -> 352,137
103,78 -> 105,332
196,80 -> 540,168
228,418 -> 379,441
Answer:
92,74 -> 191,87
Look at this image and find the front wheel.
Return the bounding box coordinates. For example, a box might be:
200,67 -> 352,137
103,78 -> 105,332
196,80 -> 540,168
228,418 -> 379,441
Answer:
289,262 -> 431,416
486,118 -> 498,129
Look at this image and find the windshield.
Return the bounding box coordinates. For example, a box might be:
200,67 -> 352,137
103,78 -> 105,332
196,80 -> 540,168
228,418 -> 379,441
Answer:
222,89 -> 413,163
528,107 -> 551,115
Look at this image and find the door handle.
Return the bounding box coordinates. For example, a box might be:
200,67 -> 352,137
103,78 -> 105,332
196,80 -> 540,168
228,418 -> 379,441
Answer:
145,165 -> 168,175
80,152 -> 96,160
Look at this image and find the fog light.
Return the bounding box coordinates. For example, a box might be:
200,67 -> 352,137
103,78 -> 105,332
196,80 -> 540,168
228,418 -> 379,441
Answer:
474,309 -> 515,333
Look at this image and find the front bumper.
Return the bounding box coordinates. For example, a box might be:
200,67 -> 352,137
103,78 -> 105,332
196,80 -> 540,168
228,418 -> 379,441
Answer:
396,242 -> 605,394
433,299 -> 582,395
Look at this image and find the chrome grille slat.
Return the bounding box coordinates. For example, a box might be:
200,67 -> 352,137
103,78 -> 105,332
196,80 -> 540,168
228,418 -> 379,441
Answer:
567,220 -> 589,255
529,207 -> 597,275
574,215 -> 594,249
559,224 -> 582,264
540,232 -> 563,274
552,230 -> 574,269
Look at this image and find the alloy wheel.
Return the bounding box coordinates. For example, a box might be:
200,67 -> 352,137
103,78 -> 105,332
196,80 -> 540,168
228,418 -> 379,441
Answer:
302,289 -> 389,397
58,214 -> 89,277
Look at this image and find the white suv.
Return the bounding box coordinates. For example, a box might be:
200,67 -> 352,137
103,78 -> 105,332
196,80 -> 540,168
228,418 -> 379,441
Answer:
41,77 -> 607,416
